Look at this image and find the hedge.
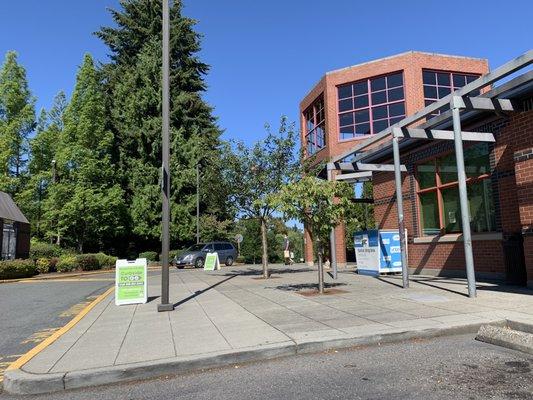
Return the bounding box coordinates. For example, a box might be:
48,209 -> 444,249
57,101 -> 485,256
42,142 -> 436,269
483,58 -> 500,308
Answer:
36,257 -> 59,274
0,259 -> 37,280
94,253 -> 117,269
75,254 -> 100,271
29,242 -> 63,260
56,255 -> 78,273
139,251 -> 158,262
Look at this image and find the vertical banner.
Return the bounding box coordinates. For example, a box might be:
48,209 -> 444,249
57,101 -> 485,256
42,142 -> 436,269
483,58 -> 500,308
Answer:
378,230 -> 404,273
354,230 -> 380,276
115,258 -> 148,306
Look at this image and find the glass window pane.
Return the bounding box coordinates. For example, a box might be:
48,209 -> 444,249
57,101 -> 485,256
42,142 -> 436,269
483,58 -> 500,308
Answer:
339,98 -> 353,112
371,90 -> 387,105
371,77 -> 386,91
388,102 -> 405,118
423,70 -> 436,85
437,72 -> 451,86
417,161 -> 436,189
419,191 -> 440,236
355,123 -> 371,136
387,73 -> 403,88
438,86 -> 451,98
468,180 -> 495,233
389,116 -> 403,125
338,85 -> 352,99
388,87 -> 404,102
373,119 -> 389,134
340,125 -> 354,140
438,152 -> 458,184
466,75 -> 478,84
453,74 -> 466,88
372,105 -> 388,119
464,143 -> 491,178
354,95 -> 369,109
442,187 -> 461,233
353,81 -> 368,95
424,85 -> 437,99
355,109 -> 369,123
339,112 -> 354,127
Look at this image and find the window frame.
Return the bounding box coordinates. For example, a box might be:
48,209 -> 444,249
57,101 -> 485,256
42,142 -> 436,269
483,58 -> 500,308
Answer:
337,71 -> 406,141
304,96 -> 326,156
422,69 -> 481,117
415,145 -> 493,237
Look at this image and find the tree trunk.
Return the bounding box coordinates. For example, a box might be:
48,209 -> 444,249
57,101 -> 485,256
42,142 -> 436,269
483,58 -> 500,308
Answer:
260,218 -> 269,278
317,240 -> 324,294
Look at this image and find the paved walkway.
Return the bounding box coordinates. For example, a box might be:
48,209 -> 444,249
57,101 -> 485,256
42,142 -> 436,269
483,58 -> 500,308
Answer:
6,264 -> 533,393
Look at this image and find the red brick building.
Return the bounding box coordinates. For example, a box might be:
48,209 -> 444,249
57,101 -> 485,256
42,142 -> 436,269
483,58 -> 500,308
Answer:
300,51 -> 489,268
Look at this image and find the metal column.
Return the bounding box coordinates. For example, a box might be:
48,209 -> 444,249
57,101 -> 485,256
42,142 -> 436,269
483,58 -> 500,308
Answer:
392,133 -> 409,288
327,166 -> 338,280
158,0 -> 174,312
451,96 -> 477,298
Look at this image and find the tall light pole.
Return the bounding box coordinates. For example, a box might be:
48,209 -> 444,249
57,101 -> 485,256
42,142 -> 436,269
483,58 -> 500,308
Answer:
196,162 -> 200,244
158,0 -> 174,312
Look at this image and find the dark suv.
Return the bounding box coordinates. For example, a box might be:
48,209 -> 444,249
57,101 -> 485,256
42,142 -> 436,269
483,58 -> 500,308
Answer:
173,241 -> 237,269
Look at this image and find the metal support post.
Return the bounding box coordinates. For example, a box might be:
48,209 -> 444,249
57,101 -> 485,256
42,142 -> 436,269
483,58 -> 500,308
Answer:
158,0 -> 174,312
392,132 -> 409,288
327,166 -> 338,279
196,163 -> 200,244
451,96 -> 477,298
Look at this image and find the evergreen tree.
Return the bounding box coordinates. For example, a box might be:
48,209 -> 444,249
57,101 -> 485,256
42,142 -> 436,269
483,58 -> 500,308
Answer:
0,51 -> 35,195
96,0 -> 229,249
43,54 -> 126,252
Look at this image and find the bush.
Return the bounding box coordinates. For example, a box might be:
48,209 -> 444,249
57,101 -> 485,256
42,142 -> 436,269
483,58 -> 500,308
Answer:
75,254 -> 100,271
56,256 -> 78,273
0,259 -> 37,279
95,253 -> 117,269
139,251 -> 158,262
236,255 -> 245,264
36,258 -> 51,274
29,241 -> 63,260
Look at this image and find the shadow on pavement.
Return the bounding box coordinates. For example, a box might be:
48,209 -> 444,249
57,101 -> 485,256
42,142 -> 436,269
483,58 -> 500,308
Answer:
270,282 -> 347,292
173,274 -> 237,307
223,268 -> 313,276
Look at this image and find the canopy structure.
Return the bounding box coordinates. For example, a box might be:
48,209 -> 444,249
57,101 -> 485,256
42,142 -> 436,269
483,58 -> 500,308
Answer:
0,191 -> 29,224
328,50 -> 533,297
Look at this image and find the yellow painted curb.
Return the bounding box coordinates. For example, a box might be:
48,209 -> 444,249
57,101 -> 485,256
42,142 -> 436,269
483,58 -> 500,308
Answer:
7,285 -> 115,371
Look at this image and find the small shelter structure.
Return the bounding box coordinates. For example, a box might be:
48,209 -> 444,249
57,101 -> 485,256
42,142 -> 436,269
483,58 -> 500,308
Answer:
0,191 -> 30,260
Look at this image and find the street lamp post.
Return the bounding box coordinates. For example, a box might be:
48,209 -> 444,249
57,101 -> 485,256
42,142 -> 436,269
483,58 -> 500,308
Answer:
158,0 -> 174,312
196,162 -> 200,244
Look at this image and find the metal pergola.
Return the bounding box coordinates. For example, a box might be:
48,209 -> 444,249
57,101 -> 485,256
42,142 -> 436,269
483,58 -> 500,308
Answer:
328,50 -> 533,298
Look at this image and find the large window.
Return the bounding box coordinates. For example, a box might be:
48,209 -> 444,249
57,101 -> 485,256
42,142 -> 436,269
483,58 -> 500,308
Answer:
304,96 -> 326,155
416,143 -> 495,236
337,72 -> 405,140
423,70 -> 480,116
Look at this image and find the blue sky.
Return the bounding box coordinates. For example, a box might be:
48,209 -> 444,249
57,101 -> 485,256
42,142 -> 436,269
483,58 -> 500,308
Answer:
1,0 -> 532,145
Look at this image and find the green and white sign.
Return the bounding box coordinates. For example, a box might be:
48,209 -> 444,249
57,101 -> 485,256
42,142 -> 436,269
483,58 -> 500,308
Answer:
115,258 -> 148,305
204,252 -> 220,271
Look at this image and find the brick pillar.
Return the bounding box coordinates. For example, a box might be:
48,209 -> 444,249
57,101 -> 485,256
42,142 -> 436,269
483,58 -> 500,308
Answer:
334,222 -> 347,268
304,225 -> 314,266
514,148 -> 533,287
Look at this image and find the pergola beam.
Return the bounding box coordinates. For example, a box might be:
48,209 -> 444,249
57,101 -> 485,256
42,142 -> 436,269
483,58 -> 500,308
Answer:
335,171 -> 373,182
393,127 -> 495,142
462,96 -> 514,112
356,162 -> 407,172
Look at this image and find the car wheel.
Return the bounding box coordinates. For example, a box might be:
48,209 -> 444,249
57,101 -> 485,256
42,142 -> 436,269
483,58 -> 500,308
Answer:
195,257 -> 204,268
225,256 -> 234,266
177,265 -> 185,269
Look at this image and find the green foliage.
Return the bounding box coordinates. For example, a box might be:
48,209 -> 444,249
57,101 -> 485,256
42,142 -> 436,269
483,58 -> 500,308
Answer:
270,175 -> 358,255
29,241 -> 63,260
75,254 -> 100,271
94,252 -> 117,269
36,258 -> 51,274
346,181 -> 375,250
222,117 -> 298,274
139,251 -> 158,262
56,255 -> 78,273
96,0 -> 230,246
0,51 -> 35,195
0,259 -> 37,279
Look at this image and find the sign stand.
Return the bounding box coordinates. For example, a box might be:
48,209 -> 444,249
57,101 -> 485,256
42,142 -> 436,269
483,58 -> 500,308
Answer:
204,252 -> 221,271
115,258 -> 148,306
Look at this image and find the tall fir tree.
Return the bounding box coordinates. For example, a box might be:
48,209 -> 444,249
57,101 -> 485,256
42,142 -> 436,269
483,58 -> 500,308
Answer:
43,54 -> 126,252
0,51 -> 35,195
96,0 -> 230,249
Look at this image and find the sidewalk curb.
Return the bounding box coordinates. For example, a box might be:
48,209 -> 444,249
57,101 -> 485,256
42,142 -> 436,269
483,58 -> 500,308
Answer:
3,320 -> 497,395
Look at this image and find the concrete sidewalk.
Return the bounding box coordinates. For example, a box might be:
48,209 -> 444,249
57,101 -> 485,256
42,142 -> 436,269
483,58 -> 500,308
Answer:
5,264 -> 533,394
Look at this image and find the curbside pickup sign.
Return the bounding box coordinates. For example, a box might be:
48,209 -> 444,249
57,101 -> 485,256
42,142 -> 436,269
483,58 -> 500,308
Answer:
204,252 -> 220,271
115,258 -> 148,305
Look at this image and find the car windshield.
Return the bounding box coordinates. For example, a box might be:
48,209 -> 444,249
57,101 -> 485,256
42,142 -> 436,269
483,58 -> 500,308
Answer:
187,244 -> 205,251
